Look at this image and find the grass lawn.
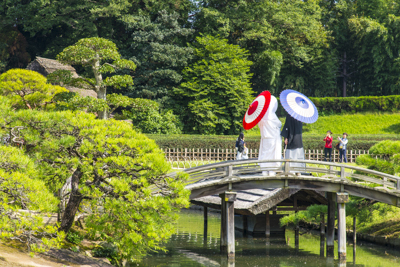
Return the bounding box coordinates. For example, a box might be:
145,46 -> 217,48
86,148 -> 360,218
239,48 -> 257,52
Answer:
244,112 -> 400,136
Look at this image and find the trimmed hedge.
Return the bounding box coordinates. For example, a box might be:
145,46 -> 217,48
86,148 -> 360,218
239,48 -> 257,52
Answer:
276,95 -> 400,117
146,134 -> 400,151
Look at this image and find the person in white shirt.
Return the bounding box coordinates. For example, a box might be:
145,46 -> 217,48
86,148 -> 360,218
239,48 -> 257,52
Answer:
258,96 -> 282,176
338,133 -> 348,163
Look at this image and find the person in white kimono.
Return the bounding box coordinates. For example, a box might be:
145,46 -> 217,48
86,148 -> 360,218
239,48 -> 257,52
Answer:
258,96 -> 282,176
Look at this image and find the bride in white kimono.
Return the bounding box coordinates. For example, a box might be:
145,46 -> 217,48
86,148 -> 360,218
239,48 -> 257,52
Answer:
258,96 -> 282,176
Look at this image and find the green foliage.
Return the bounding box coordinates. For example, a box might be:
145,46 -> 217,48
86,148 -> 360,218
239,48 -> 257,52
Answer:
193,0 -> 331,95
122,11 -> 194,108
0,0 -> 194,59
346,3 -> 400,96
310,95 -> 400,115
0,69 -> 67,109
123,98 -> 182,134
52,92 -> 134,117
0,108 -> 190,261
54,37 -> 136,119
93,242 -> 120,266
302,112 -> 400,135
66,231 -> 84,245
0,145 -> 63,253
175,35 -> 254,135
347,196 -> 400,238
106,93 -> 133,114
356,140 -> 400,175
0,26 -> 30,72
369,140 -> 400,156
51,92 -> 108,113
356,155 -> 395,174
280,205 -> 327,227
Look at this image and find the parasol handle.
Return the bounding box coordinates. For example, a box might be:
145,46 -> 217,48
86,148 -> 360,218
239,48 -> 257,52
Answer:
284,144 -> 287,160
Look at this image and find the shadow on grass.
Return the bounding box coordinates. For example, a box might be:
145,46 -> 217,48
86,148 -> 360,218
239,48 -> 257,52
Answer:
383,123 -> 400,133
359,218 -> 400,238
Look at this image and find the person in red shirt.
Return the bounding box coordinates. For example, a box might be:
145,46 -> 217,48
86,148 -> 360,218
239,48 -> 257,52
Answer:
324,130 -> 333,162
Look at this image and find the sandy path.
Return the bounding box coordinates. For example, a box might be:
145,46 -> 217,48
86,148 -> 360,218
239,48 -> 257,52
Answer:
0,242 -> 113,267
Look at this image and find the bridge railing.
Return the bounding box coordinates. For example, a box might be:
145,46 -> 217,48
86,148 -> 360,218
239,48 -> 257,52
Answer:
183,159 -> 400,193
165,148 -> 389,169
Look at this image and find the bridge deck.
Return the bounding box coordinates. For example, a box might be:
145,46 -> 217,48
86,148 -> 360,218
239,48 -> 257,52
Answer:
192,188 -> 327,215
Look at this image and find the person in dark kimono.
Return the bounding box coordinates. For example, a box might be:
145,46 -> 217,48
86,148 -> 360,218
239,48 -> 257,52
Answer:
281,113 -> 306,170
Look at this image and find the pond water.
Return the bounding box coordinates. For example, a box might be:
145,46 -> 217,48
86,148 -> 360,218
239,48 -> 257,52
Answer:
137,210 -> 400,267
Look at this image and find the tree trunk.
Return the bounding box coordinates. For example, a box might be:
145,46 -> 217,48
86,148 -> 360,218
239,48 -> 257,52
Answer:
343,52 -> 347,97
92,55 -> 107,120
59,167 -> 84,233
97,88 -> 107,120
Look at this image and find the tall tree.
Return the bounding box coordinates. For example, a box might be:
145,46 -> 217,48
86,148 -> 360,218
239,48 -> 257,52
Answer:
175,35 -> 254,135
0,106 -> 189,260
193,0 -> 330,96
54,37 -> 136,119
0,0 -> 194,60
0,27 -> 31,73
120,11 -> 194,108
348,10 -> 400,95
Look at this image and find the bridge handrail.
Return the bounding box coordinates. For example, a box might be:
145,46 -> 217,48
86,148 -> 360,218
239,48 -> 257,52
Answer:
183,159 -> 400,183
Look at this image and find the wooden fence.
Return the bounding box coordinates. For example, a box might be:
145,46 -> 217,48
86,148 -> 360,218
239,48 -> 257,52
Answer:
164,148 -> 377,169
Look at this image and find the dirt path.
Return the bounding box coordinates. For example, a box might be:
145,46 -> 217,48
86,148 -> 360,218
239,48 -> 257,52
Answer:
0,242 -> 113,267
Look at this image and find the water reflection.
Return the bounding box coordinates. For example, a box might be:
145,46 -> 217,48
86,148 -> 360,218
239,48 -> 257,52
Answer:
137,210 -> 400,267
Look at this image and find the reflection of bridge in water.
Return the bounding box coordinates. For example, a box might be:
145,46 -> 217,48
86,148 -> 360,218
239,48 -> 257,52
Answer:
172,159 -> 400,263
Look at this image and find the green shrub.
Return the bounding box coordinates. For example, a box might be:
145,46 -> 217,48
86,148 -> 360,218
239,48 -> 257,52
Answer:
92,243 -> 118,258
356,155 -> 395,174
280,205 -> 327,227
369,140 -> 400,156
147,134 -> 400,151
123,98 -> 182,134
93,242 -> 120,266
356,140 -> 400,175
66,232 -> 84,245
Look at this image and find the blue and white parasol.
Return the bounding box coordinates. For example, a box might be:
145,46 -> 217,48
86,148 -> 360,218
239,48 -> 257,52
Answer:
279,89 -> 318,124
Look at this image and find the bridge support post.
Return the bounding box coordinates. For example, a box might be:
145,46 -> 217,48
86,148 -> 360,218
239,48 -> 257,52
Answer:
219,192 -> 237,258
265,210 -> 270,238
320,212 -> 325,257
326,192 -> 336,256
294,197 -> 299,248
337,192 -> 349,263
243,215 -> 248,237
203,206 -> 208,244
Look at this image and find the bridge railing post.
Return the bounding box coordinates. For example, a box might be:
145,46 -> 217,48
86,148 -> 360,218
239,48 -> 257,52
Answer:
284,160 -> 290,174
340,166 -> 345,179
228,165 -> 233,177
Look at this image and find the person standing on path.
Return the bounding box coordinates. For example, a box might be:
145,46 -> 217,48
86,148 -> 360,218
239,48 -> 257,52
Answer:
324,130 -> 333,162
235,133 -> 248,160
338,133 -> 348,163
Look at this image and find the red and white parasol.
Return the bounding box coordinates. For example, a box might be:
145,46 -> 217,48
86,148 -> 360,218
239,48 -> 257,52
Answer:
243,91 -> 271,130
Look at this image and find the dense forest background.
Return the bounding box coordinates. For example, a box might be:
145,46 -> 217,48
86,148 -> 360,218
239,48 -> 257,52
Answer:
2,0 -> 400,133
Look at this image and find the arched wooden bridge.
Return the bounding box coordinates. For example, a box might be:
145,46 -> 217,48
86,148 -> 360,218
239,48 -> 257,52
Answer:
183,159 -> 400,206
174,159 -> 400,262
